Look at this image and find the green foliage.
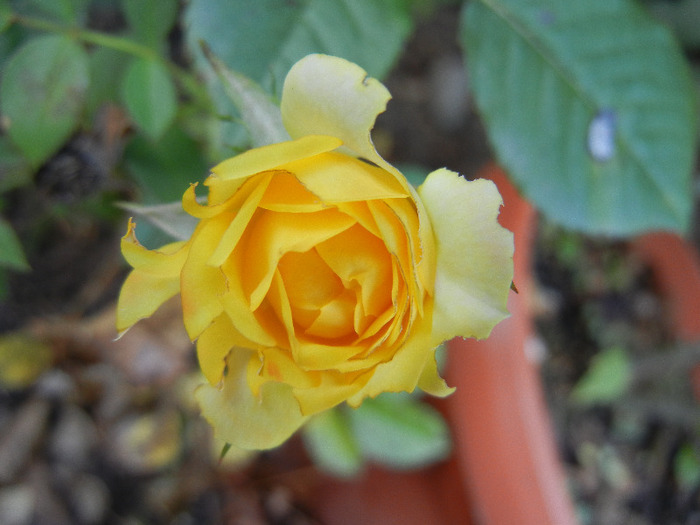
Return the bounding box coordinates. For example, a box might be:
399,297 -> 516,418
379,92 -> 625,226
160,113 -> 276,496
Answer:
0,138 -> 31,193
121,58 -> 177,140
1,34 -> 89,166
185,0 -> 413,89
571,347 -> 632,405
303,393 -> 451,475
202,45 -> 289,148
0,217 -> 29,271
85,46 -> 131,118
123,0 -> 179,49
674,444 -> 700,490
123,127 -> 209,204
461,0 -> 696,236
11,0 -> 90,24
303,409 -> 363,477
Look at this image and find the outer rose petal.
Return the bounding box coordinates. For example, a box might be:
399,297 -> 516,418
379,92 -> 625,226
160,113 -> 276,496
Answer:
116,270 -> 181,336
418,169 -> 514,344
211,134 -> 341,181
282,54 -> 390,171
195,349 -> 308,450
116,219 -> 189,335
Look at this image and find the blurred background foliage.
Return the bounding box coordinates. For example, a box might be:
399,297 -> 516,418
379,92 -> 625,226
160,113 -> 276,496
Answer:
1,0 -> 700,523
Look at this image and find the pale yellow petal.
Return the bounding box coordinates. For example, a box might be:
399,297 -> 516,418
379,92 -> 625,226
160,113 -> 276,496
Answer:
417,169 -> 514,344
116,269 -> 180,334
197,314 -> 255,386
255,346 -> 321,390
121,218 -> 188,273
195,349 -> 308,450
293,369 -> 372,416
117,219 -> 188,333
417,354 -> 454,398
282,54 -> 390,167
211,134 -> 341,181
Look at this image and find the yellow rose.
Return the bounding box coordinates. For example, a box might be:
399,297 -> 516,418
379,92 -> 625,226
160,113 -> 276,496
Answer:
117,54 -> 514,450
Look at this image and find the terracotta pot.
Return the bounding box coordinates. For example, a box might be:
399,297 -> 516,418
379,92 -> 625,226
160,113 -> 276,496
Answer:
444,165 -> 577,525
316,165 -> 577,524
632,232 -> 700,400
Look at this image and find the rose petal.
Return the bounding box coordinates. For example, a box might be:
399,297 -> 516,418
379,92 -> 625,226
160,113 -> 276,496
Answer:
211,134 -> 341,181
258,171 -> 325,212
278,249 -> 344,312
282,55 -> 390,169
116,269 -> 181,335
253,346 -> 321,392
417,354 -> 454,398
315,224 -> 392,317
197,314 -> 255,386
280,55 -> 426,216
206,173 -> 273,267
120,218 -> 188,273
244,208 -> 356,310
180,216 -> 230,339
293,369 -> 372,415
195,349 -> 308,450
347,309 -> 434,404
284,152 -> 406,202
417,169 -> 514,343
117,220 -> 189,334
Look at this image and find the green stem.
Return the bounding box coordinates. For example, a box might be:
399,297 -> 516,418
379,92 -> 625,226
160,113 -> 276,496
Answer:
13,13 -> 157,60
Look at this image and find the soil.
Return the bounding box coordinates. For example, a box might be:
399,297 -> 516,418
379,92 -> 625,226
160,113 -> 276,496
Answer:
1,3 -> 699,525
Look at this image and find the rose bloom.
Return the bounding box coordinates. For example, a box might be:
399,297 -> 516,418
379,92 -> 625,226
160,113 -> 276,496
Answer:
117,55 -> 513,449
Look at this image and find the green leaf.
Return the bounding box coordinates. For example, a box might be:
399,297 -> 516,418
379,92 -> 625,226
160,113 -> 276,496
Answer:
0,218 -> 29,271
571,347 -> 631,405
303,409 -> 363,478
347,394 -> 451,470
85,46 -> 131,118
202,45 -> 289,147
123,126 -> 209,203
0,137 -> 32,192
116,200 -> 198,242
461,0 -> 696,236
11,0 -> 90,24
645,0 -> 700,50
1,35 -> 89,166
0,4 -> 13,33
186,0 -> 413,89
674,444 -> 700,490
121,58 -> 177,140
123,0 -> 179,49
